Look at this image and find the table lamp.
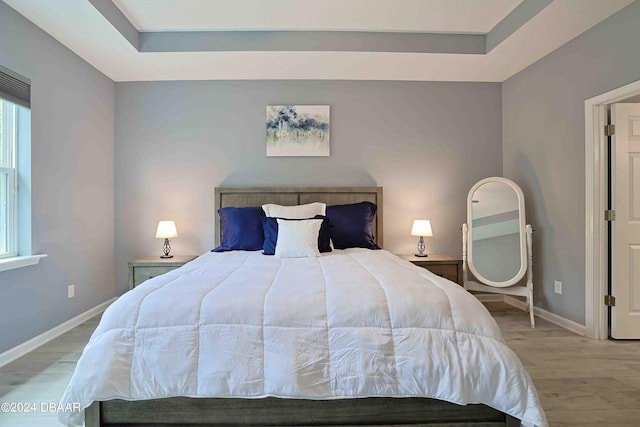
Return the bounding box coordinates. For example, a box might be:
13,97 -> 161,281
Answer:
411,219 -> 432,257
155,220 -> 178,258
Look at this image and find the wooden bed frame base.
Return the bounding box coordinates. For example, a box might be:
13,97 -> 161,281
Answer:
86,397 -> 520,426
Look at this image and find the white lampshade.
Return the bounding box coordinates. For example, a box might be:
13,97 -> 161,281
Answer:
410,220 -> 433,237
155,221 -> 178,239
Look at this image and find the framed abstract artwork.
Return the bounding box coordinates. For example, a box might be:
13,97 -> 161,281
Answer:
266,105 -> 330,157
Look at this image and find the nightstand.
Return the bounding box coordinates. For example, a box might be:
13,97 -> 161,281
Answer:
398,254 -> 463,286
128,256 -> 197,289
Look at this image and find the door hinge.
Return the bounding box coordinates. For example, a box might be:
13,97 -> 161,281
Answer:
605,210 -> 616,221
605,124 -> 615,136
604,295 -> 616,307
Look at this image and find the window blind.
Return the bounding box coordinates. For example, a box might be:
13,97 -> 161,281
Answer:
0,65 -> 30,109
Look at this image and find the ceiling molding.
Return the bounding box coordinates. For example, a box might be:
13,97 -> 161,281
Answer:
1,0 -> 635,82
89,0 -> 138,50
139,31 -> 486,54
90,0 -> 550,55
486,0 -> 552,52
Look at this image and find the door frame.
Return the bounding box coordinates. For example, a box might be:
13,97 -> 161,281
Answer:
585,79 -> 640,339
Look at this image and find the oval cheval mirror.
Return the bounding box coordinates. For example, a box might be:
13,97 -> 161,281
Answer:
462,177 -> 535,328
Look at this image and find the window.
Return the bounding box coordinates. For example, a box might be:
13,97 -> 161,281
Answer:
0,65 -> 31,261
0,99 -> 17,257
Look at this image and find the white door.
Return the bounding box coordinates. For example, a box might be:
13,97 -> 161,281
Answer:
611,103 -> 640,339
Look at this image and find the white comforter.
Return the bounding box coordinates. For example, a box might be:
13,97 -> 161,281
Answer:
59,249 -> 547,426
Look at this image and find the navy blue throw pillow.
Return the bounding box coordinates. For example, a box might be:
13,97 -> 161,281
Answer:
326,202 -> 380,250
212,207 -> 265,252
262,215 -> 332,255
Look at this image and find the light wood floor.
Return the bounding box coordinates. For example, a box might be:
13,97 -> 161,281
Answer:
486,302 -> 640,427
0,303 -> 639,426
0,314 -> 100,426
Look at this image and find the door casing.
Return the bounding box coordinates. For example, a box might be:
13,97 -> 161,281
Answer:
585,79 -> 640,339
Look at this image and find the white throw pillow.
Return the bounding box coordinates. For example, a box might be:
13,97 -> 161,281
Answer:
262,202 -> 326,219
275,219 -> 322,258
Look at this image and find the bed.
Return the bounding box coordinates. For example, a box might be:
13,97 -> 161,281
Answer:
59,186 -> 546,427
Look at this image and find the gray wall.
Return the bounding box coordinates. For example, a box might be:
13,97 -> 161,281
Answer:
1,0 -> 637,354
0,3 -> 115,353
502,1 -> 640,323
115,81 -> 502,294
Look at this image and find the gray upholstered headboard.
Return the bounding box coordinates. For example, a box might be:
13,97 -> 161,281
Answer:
214,186 -> 383,248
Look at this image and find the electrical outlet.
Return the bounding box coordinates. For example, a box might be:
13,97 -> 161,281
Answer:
68,284 -> 75,299
554,280 -> 562,295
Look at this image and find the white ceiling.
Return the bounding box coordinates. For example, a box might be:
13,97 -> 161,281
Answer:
2,0 -> 634,82
112,0 -> 521,33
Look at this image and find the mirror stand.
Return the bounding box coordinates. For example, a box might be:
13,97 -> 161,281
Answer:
463,224 -> 535,328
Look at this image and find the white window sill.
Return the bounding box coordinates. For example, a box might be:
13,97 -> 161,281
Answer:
0,254 -> 48,273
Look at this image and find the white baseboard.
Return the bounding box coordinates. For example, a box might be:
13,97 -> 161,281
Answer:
0,298 -> 116,368
503,295 -> 586,336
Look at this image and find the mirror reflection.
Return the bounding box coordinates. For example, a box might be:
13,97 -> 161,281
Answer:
471,181 -> 522,283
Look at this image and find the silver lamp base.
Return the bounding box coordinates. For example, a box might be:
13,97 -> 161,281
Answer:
415,236 -> 428,257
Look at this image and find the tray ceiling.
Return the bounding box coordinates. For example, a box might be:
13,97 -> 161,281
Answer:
1,0 -> 634,82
